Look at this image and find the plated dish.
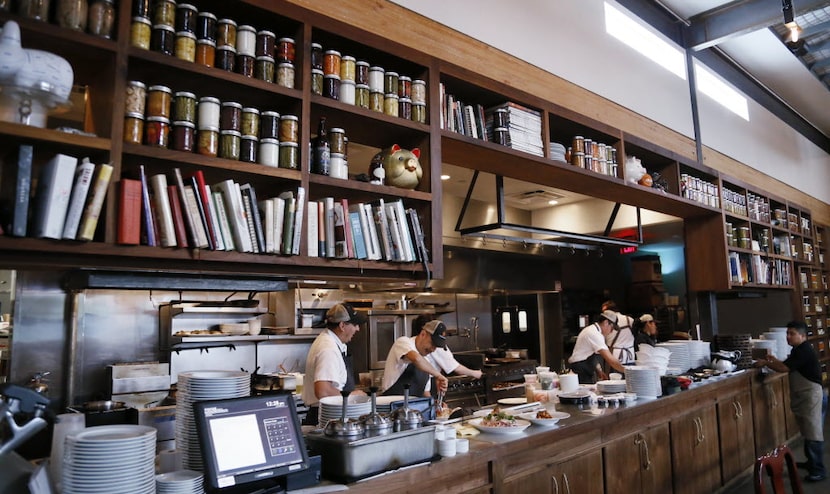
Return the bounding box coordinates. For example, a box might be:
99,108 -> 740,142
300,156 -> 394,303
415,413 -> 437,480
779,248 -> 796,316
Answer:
468,418 -> 531,434
518,410 -> 570,427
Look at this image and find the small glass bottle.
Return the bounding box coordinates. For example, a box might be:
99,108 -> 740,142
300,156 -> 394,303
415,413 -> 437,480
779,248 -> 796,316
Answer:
87,0 -> 115,38
311,116 -> 330,175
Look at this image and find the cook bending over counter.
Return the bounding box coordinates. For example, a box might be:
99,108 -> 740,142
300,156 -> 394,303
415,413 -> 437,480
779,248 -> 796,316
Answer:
382,320 -> 449,397
568,310 -> 627,384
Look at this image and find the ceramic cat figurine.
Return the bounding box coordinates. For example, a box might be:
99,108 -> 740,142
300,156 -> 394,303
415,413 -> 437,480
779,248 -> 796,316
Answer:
369,144 -> 423,189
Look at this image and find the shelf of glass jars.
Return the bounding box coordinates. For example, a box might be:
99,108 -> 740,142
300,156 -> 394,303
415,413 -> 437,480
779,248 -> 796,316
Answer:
618,132 -> 692,197
0,11 -> 118,57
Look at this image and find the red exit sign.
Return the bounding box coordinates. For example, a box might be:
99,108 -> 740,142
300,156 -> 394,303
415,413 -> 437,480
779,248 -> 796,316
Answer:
620,246 -> 639,254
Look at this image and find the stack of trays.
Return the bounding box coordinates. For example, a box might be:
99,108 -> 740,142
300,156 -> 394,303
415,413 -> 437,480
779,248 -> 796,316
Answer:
624,366 -> 662,398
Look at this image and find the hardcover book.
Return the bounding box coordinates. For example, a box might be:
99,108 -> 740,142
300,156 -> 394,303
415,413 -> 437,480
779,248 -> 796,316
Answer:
116,178 -> 142,245
1,144 -> 34,237
76,163 -> 113,242
61,157 -> 95,240
32,153 -> 78,239
138,165 -> 156,246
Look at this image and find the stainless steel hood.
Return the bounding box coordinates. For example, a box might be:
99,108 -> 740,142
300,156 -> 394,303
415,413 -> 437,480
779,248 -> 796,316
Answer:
426,247 -> 560,294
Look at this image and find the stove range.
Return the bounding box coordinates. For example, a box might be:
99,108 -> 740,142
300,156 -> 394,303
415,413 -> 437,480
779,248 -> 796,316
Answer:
443,376 -> 485,412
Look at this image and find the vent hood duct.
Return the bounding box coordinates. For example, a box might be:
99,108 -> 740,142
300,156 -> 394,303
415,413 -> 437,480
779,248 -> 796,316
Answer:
62,269 -> 288,292
428,248 -> 561,294
456,171 -> 641,250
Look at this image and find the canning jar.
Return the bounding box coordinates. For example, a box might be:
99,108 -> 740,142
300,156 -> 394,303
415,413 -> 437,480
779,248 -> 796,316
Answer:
195,39 -> 216,67
171,121 -> 195,152
219,130 -> 241,160
259,111 -> 280,139
311,69 -> 324,96
215,46 -> 236,72
151,24 -> 176,56
258,138 -> 279,167
255,30 -> 275,58
239,136 -> 258,163
87,0 -> 115,38
276,62 -> 294,88
241,107 -> 260,137
197,127 -> 219,156
237,54 -> 254,78
278,115 -> 299,143
197,96 -> 221,129
144,116 -> 170,147
220,101 -> 242,132
175,31 -> 197,62
175,3 -> 197,33
130,16 -> 153,49
57,0 -> 88,31
153,0 -> 176,27
279,142 -> 298,169
197,11 -> 217,42
355,84 -> 370,109
17,0 -> 51,21
217,18 -> 237,48
124,81 -> 147,115
172,91 -> 197,123
123,113 -> 145,144
310,42 -> 323,70
254,56 -> 275,83
276,37 -> 295,63
146,85 -> 172,118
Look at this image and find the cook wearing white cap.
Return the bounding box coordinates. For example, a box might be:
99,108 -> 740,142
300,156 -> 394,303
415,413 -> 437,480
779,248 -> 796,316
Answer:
634,314 -> 659,351
567,310 -> 627,384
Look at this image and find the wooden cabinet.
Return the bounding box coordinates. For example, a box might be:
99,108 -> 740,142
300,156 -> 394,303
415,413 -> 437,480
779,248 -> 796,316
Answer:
752,374 -> 788,456
670,403 -> 721,494
604,424 -> 672,494
499,446 -> 603,494
799,224 -> 830,382
717,389 -> 755,483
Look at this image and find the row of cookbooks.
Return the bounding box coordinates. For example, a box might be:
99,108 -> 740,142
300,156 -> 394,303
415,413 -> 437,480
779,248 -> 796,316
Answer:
0,144 -> 113,240
307,197 -> 428,263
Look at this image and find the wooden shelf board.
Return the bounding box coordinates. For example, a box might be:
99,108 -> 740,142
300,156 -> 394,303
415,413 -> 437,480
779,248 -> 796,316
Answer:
0,122 -> 111,150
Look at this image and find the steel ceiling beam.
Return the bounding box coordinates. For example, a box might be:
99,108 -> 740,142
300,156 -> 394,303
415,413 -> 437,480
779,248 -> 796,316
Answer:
801,19 -> 830,38
685,0 -> 830,51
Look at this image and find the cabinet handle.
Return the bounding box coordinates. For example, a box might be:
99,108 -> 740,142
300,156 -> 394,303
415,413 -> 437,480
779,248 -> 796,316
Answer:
551,475 -> 559,494
737,400 -> 744,418
694,417 -> 705,445
634,433 -> 652,471
562,473 -> 571,494
732,400 -> 740,420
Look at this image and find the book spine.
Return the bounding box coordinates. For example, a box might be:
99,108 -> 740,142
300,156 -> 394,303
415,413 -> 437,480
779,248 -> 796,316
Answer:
333,202 -> 347,258
10,144 -> 33,237
239,184 -> 261,253
373,199 -> 392,261
243,184 -> 266,253
273,196 -> 285,254
189,176 -> 214,250
363,203 -> 381,260
385,203 -> 404,261
306,200 -> 318,257
192,170 -> 218,248
138,165 -> 156,246
61,158 -> 95,239
76,163 -> 113,242
204,185 -> 225,251
212,191 -> 235,252
281,196 -> 295,255
291,186 -> 305,255
166,184 -> 189,248
317,200 -> 326,257
116,179 -> 142,245
182,185 -> 210,248
393,200 -> 414,261
349,211 -> 367,259
324,197 -> 335,257
173,168 -> 199,247
33,154 -> 78,239
259,198 -> 275,254
340,198 -> 354,258
149,174 -> 176,247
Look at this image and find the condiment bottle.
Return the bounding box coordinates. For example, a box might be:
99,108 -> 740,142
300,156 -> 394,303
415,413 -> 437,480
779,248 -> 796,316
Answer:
311,116 -> 330,175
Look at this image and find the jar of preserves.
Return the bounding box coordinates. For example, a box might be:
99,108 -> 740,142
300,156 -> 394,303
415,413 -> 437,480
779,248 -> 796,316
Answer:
383,71 -> 399,96
217,18 -> 237,48
172,91 -> 197,123
132,0 -> 149,18
57,0 -> 87,30
323,74 -> 340,100
323,50 -> 341,76
236,25 -> 256,56
146,85 -> 172,118
236,54 -> 255,77
276,62 -> 294,88
398,97 -> 412,120
255,30 -> 275,58
197,11 -> 217,42
175,31 -> 197,62
278,114 -> 299,143
329,127 -> 346,155
340,80 -> 355,105
310,42 -> 323,70
412,102 -> 426,124
215,45 -> 236,72
355,60 -> 370,85
397,75 -> 411,99
123,113 -> 145,144
124,81 -> 147,115
130,16 -> 153,49
340,55 -> 356,81
279,142 -> 299,169
175,3 -> 197,33
259,111 -> 280,139
241,107 -> 260,137
87,0 -> 115,38
369,91 -> 383,112
197,96 -> 221,129
220,101 -> 242,132
276,37 -> 295,63
17,0 -> 51,21
144,116 -> 170,147
195,39 -> 216,67
383,93 -> 399,117
219,130 -> 241,160
197,127 -> 219,156
310,69 -> 324,96
355,84 -> 369,109
239,136 -> 258,163
258,138 -> 279,167
254,56 -> 275,83
411,79 -> 426,104
151,24 -> 176,56
368,66 -> 384,92
171,121 -> 195,152
329,153 -> 348,180
153,0 -> 176,26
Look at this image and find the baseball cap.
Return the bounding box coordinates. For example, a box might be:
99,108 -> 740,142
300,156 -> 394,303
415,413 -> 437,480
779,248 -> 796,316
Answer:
423,320 -> 448,350
639,314 -> 654,323
599,310 -> 618,326
326,303 -> 367,325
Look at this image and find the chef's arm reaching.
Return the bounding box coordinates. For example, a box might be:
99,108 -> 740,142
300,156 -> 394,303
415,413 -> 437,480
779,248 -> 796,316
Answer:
754,353 -> 789,373
598,348 -> 627,375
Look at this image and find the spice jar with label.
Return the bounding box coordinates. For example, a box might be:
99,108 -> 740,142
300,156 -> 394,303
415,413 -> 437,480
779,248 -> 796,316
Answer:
57,0 -> 88,31
87,0 -> 115,38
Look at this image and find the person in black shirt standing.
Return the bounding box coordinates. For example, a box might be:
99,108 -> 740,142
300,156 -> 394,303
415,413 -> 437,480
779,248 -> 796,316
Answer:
633,314 -> 659,352
755,321 -> 828,482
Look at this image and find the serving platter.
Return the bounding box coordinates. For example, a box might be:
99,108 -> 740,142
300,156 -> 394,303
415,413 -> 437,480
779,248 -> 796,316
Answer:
518,411 -> 570,427
467,418 -> 531,434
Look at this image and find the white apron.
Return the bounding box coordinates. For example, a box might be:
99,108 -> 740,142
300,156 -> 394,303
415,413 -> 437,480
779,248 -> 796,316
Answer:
788,371 -> 823,441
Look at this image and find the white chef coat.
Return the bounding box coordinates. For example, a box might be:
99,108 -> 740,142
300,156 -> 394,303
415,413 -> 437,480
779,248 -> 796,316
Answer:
302,329 -> 348,407
605,312 -> 635,364
568,323 -> 609,364
428,347 -> 460,374
382,336 -> 434,392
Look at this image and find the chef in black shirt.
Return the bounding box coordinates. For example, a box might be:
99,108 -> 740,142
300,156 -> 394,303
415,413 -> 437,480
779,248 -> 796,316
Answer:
755,321 -> 828,482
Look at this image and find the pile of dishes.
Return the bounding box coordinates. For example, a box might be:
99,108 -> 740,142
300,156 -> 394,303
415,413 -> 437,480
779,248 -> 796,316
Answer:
762,327 -> 790,360
596,379 -> 626,394
62,425 -> 157,494
177,370 -> 250,471
635,344 -> 671,374
318,394 -> 371,428
623,366 -> 662,398
549,142 -> 567,162
656,342 -> 692,373
155,470 -> 204,493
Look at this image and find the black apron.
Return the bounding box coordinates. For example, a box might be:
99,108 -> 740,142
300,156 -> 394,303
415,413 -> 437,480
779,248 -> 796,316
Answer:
382,362 -> 430,397
304,351 -> 356,426
570,354 -> 603,384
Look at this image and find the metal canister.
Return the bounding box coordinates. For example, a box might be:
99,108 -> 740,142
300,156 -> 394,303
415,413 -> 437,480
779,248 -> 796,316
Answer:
217,18 -> 237,48
175,31 -> 197,62
277,37 -> 295,63
255,56 -> 275,83
123,113 -> 145,144
146,85 -> 172,119
124,80 -> 147,115
172,91 -> 197,123
278,114 -> 299,143
260,111 -> 280,139
144,116 -> 170,147
130,16 -> 152,49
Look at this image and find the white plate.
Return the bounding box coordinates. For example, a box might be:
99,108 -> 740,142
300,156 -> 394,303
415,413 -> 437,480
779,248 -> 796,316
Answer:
497,397 -> 527,406
468,418 -> 531,434
518,411 -> 571,426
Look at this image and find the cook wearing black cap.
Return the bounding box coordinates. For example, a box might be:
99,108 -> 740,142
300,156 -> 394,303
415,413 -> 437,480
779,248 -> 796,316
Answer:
567,310 -> 627,384
382,320 -> 449,397
302,303 -> 367,425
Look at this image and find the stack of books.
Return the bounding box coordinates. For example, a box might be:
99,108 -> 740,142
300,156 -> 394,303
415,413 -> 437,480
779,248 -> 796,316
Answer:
485,102 -> 544,156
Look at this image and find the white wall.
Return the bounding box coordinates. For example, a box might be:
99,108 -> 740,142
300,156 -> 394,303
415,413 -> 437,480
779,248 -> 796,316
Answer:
391,0 -> 830,205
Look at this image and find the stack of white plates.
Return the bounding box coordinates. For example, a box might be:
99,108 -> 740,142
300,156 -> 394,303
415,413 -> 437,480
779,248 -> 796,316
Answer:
62,425 -> 157,494
156,470 -> 204,493
177,370 -> 250,471
635,345 -> 671,374
656,342 -> 692,372
762,331 -> 789,360
549,142 -> 567,162
596,379 -> 626,393
686,340 -> 711,368
318,394 -> 372,427
624,366 -> 662,398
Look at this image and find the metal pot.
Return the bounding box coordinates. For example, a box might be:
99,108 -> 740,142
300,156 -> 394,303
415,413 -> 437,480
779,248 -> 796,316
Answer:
82,400 -> 126,412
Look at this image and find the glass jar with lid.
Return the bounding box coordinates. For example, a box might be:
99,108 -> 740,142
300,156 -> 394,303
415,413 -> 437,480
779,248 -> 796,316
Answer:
87,0 -> 115,38
57,0 -> 88,31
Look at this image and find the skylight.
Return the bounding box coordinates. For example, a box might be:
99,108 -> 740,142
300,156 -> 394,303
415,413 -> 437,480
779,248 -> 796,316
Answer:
694,61 -> 750,120
604,2 -> 686,80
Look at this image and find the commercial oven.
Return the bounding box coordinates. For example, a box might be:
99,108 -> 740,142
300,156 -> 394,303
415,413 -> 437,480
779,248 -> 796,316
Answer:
356,309 -> 437,370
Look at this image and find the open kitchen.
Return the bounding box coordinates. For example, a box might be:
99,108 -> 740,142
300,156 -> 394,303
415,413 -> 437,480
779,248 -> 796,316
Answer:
1,0 -> 829,493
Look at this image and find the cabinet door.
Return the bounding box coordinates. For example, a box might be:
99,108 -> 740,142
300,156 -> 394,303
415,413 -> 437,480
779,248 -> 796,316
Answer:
671,405 -> 721,494
604,424 -> 671,494
752,378 -> 787,456
718,390 -> 755,483
549,449 -> 603,494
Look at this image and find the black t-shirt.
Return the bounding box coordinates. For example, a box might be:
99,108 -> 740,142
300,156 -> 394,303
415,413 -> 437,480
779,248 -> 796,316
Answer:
783,341 -> 822,385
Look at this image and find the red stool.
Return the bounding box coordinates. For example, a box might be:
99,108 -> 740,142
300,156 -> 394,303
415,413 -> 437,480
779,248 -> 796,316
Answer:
754,444 -> 804,494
